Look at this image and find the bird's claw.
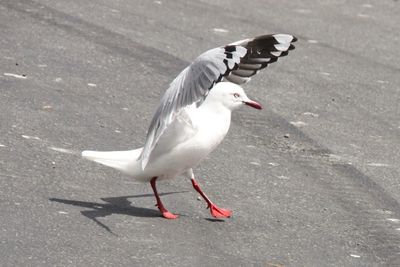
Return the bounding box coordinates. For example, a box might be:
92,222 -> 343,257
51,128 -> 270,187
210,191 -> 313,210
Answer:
154,203 -> 178,219
209,204 -> 232,218
162,211 -> 179,219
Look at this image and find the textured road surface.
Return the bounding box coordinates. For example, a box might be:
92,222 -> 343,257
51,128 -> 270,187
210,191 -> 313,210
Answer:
1,0 -> 400,266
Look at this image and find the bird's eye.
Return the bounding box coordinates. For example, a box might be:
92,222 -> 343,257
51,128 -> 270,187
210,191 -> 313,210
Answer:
233,93 -> 240,98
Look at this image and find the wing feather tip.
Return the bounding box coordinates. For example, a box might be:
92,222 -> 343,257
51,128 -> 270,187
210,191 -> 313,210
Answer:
140,156 -> 148,170
273,34 -> 298,44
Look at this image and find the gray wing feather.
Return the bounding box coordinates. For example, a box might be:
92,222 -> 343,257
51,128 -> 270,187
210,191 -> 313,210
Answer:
140,34 -> 297,169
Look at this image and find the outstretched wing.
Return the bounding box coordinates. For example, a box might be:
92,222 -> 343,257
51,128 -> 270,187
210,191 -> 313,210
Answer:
140,34 -> 297,169
225,34 -> 297,84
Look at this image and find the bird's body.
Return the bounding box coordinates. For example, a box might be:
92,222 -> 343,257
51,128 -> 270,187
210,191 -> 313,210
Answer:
82,34 -> 297,219
83,82 -> 236,182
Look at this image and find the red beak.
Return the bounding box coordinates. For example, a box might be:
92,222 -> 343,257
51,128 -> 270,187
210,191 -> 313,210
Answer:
244,100 -> 263,110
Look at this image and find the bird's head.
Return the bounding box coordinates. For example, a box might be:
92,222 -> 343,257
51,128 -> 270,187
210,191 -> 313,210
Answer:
208,82 -> 262,111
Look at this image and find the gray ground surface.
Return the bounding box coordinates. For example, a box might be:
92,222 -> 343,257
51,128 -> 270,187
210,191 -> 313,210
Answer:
1,0 -> 400,266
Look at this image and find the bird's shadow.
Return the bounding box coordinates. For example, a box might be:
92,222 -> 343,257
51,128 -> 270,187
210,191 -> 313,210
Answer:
49,191 -> 187,234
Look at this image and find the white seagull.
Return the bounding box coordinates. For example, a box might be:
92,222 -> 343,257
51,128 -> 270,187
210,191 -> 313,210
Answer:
82,34 -> 297,219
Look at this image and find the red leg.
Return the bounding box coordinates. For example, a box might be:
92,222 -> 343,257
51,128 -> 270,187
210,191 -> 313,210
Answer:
191,178 -> 232,218
150,177 -> 178,219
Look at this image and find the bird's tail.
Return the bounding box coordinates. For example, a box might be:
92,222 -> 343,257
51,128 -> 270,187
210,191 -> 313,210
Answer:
81,148 -> 142,174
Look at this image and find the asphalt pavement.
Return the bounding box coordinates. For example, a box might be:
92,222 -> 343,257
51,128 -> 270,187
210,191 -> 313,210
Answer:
1,0 -> 400,266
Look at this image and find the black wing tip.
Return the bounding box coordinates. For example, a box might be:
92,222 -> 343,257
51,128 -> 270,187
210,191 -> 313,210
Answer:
280,51 -> 289,57
269,57 -> 279,63
224,45 -> 237,52
254,34 -> 298,42
225,52 -> 233,59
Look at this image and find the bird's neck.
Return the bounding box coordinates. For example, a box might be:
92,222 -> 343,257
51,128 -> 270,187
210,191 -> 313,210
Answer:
191,100 -> 232,140
193,98 -> 232,149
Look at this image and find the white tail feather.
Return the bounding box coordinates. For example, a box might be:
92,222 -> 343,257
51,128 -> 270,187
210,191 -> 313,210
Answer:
82,149 -> 142,174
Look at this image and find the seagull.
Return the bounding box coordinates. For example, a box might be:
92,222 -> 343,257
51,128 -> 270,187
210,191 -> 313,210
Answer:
82,34 -> 297,219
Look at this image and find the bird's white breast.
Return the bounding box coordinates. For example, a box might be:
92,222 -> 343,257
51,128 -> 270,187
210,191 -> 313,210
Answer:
142,105 -> 231,180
